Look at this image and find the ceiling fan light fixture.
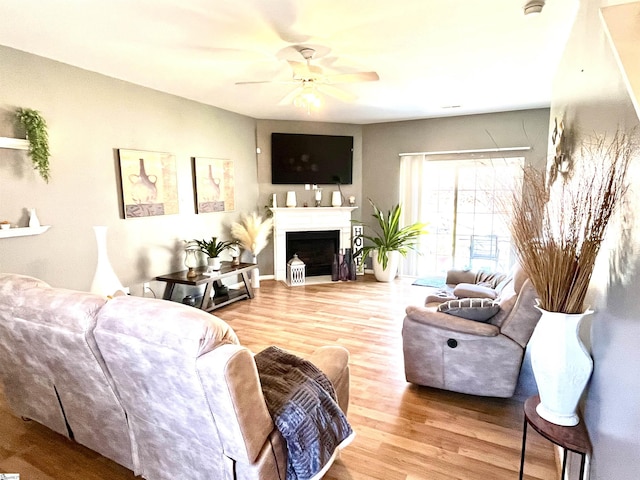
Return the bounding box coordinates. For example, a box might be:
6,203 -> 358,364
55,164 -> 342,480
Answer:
523,0 -> 545,15
294,83 -> 322,114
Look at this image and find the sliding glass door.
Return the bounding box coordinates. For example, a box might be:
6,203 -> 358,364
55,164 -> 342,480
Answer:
399,154 -> 523,277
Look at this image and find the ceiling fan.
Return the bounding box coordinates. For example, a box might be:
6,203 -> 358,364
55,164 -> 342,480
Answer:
235,47 -> 379,108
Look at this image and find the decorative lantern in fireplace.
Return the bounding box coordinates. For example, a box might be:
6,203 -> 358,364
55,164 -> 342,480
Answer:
287,254 -> 306,286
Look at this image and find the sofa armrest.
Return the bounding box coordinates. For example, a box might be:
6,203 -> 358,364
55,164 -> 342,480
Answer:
306,346 -> 350,415
445,269 -> 477,285
405,305 -> 500,337
198,344 -> 274,464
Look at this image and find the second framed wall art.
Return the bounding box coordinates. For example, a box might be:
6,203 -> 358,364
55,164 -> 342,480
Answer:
192,157 -> 235,213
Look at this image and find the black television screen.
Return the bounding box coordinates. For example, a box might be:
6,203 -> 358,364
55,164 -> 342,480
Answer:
271,133 -> 353,185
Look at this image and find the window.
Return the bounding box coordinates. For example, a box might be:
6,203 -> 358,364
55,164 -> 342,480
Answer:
399,154 -> 523,277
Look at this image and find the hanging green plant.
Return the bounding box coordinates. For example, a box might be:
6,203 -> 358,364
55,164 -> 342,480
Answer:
16,107 -> 51,183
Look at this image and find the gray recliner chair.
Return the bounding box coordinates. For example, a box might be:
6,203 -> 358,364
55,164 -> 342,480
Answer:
402,265 -> 541,398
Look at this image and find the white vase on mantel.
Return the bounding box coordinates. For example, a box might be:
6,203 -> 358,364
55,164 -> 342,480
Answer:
90,226 -> 125,298
530,305 -> 594,426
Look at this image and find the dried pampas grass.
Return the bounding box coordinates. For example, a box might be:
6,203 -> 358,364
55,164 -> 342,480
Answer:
510,129 -> 636,314
231,212 -> 273,257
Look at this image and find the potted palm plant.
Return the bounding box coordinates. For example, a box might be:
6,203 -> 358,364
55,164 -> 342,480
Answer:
194,237 -> 234,272
357,199 -> 428,282
509,128 -> 636,426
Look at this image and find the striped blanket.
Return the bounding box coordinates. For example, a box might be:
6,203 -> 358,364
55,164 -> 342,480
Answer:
255,346 -> 354,480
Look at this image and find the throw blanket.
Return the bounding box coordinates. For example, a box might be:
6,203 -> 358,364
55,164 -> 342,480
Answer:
255,346 -> 354,480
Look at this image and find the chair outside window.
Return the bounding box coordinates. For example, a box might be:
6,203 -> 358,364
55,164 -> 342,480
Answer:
469,235 -> 499,270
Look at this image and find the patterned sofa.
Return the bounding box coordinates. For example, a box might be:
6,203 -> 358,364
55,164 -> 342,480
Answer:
0,273 -> 350,479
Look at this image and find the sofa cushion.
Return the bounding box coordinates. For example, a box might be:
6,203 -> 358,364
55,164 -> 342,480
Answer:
453,283 -> 497,299
437,298 -> 500,322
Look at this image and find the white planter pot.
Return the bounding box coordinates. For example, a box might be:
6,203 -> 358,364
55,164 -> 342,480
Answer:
207,257 -> 221,272
371,250 -> 400,282
530,305 -> 594,426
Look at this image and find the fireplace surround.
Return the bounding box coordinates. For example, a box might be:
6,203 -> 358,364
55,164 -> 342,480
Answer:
270,207 -> 357,282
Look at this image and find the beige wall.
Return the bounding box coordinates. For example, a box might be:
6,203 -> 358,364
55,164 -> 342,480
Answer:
0,45 -> 258,293
550,1 -> 640,478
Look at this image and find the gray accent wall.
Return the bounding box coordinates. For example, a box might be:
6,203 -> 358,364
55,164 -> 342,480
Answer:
361,109 -> 551,235
0,45 -> 258,293
550,1 -> 640,478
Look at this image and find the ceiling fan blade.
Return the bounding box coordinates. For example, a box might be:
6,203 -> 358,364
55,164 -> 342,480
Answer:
235,79 -> 299,85
287,60 -> 323,78
323,71 -> 380,84
315,84 -> 358,102
278,86 -> 304,106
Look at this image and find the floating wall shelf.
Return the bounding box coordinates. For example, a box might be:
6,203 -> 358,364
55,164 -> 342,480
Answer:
0,137 -> 29,150
0,225 -> 51,239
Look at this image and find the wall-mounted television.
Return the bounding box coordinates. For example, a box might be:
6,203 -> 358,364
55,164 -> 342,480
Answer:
271,133 -> 353,185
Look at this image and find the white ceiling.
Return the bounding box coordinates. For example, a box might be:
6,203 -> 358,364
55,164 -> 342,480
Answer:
0,0 -> 579,124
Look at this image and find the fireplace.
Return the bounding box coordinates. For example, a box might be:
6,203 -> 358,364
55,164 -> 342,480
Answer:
270,206 -> 357,282
286,230 -> 340,276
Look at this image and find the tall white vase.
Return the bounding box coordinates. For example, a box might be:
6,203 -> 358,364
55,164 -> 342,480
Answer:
90,226 -> 125,297
371,250 -> 400,282
251,255 -> 260,288
530,306 -> 594,426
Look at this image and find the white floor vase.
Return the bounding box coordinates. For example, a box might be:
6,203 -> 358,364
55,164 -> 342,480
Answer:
530,306 -> 594,426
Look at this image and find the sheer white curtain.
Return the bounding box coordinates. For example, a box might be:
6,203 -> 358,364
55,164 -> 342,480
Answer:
399,152 -> 525,278
398,155 -> 428,277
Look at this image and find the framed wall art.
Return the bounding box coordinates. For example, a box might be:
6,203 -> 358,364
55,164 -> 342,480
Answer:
192,157 -> 235,213
117,149 -> 179,219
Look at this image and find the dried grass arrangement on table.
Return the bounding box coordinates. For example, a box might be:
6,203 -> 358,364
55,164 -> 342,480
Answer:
510,130 -> 637,314
230,211 -> 273,258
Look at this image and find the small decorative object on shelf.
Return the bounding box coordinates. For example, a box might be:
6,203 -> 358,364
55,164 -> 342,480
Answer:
315,188 -> 322,207
331,191 -> 342,207
348,196 -> 356,206
229,243 -> 240,266
0,221 -> 10,230
287,254 -> 306,286
28,208 -> 40,228
286,191 -> 297,207
184,241 -> 200,278
272,193 -> 278,208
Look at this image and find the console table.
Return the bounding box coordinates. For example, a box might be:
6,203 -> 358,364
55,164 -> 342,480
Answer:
519,395 -> 591,480
155,262 -> 257,312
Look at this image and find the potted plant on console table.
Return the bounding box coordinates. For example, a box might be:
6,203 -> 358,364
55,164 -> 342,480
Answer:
509,128 -> 637,427
195,237 -> 234,272
356,199 -> 428,282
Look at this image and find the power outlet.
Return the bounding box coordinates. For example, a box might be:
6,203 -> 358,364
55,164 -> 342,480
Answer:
143,282 -> 151,292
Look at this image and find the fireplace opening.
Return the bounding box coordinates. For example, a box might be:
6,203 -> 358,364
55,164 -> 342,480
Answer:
286,230 -> 340,277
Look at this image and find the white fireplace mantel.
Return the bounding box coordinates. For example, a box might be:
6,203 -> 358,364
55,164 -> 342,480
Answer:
270,207 -> 357,281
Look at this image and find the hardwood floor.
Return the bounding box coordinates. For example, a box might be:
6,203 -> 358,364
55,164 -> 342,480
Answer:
0,275 -> 556,479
